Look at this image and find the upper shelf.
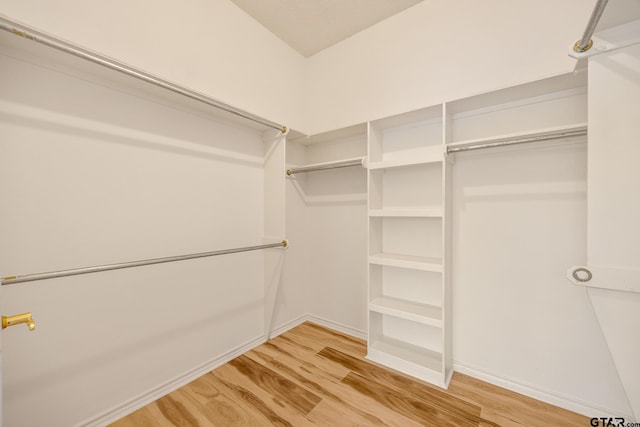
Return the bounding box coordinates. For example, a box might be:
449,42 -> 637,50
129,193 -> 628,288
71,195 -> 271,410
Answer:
367,155 -> 442,170
369,253 -> 443,272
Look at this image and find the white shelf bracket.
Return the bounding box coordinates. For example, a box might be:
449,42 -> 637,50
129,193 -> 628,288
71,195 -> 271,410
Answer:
566,265 -> 640,293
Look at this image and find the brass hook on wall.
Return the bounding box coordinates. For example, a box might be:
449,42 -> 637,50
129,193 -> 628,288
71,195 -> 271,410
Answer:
2,312 -> 35,331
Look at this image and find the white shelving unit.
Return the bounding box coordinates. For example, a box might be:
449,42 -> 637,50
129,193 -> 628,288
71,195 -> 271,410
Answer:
365,72 -> 587,389
366,105 -> 453,388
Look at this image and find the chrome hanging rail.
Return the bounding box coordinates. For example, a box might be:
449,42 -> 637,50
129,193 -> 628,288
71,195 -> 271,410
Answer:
446,126 -> 587,154
1,240 -> 288,285
573,0 -> 609,53
0,16 -> 287,133
286,157 -> 364,176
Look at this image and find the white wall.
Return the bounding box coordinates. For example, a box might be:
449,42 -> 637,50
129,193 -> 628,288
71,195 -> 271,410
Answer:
303,0 -> 592,134
0,48 -> 271,427
0,0 -> 306,132
451,143 -> 630,416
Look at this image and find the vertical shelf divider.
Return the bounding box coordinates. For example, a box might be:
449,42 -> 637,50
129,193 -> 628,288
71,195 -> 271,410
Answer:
442,102 -> 453,384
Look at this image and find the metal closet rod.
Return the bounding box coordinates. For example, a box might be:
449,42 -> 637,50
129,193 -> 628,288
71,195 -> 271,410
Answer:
1,240 -> 288,285
573,0 -> 609,53
286,158 -> 364,176
0,17 -> 287,133
446,128 -> 587,154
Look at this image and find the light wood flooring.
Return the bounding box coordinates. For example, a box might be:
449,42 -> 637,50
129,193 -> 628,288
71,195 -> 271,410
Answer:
111,322 -> 589,426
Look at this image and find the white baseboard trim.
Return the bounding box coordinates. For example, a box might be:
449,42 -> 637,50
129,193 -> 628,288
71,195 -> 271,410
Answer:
268,314 -> 310,339
453,361 -> 634,420
269,313 -> 367,341
304,314 -> 367,340
78,334 -> 267,427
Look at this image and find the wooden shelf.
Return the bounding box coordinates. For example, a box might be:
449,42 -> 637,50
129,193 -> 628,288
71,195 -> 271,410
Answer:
367,156 -> 442,170
369,296 -> 442,327
369,253 -> 443,272
368,208 -> 443,218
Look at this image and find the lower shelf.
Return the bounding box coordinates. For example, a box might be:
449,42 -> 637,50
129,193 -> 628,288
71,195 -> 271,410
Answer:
369,253 -> 443,272
369,296 -> 442,327
367,336 -> 450,388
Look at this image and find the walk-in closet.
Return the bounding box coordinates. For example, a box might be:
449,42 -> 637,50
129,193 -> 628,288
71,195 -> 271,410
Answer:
1,1 -> 639,426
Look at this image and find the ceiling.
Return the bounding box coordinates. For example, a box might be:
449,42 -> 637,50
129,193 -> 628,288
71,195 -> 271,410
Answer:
229,0 -> 424,57
229,0 -> 640,58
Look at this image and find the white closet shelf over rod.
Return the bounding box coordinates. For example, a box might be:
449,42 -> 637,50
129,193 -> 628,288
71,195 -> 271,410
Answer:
286,157 -> 365,176
446,123 -> 587,154
1,241 -> 289,285
0,16 -> 287,133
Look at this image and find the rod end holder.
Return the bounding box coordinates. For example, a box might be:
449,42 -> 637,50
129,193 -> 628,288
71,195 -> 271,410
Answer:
281,126 -> 288,135
282,240 -> 289,248
573,39 -> 593,53
11,28 -> 31,40
1,275 -> 17,285
286,169 -> 293,176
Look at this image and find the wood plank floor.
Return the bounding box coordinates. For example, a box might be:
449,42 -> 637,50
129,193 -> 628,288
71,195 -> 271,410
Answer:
110,322 -> 589,426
